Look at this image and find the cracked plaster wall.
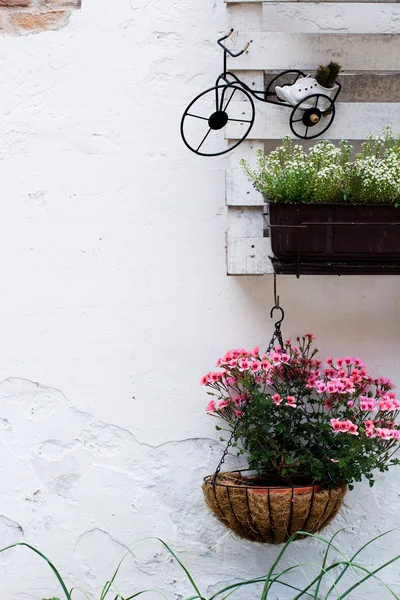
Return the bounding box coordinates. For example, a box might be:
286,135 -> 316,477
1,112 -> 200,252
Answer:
0,0 -> 399,598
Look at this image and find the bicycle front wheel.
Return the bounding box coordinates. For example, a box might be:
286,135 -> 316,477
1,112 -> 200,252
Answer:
180,84 -> 255,157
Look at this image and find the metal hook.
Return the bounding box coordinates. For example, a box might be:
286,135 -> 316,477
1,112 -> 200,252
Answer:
270,305 -> 284,326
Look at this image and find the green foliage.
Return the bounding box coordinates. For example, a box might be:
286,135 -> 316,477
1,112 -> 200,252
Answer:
315,65 -> 330,88
4,531 -> 400,600
241,128 -> 400,205
315,62 -> 342,88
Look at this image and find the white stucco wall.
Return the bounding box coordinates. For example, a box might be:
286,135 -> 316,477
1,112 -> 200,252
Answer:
0,1 -> 400,598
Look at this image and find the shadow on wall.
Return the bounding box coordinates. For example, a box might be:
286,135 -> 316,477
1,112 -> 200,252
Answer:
0,0 -> 81,35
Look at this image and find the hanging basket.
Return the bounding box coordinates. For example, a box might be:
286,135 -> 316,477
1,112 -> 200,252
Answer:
203,471 -> 347,545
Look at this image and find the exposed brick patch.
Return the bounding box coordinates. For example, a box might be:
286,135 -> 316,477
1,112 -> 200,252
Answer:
0,0 -> 30,6
39,0 -> 81,8
8,10 -> 70,32
0,0 -> 80,34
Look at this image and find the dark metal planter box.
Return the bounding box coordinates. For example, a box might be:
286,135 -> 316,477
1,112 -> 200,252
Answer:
267,203 -> 400,275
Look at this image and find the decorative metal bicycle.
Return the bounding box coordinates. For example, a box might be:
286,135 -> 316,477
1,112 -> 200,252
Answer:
180,29 -> 341,157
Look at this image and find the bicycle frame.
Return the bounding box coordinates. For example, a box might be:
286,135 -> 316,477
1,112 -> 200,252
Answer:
216,29 -> 341,109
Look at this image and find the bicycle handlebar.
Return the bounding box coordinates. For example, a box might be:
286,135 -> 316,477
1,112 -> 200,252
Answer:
217,28 -> 252,57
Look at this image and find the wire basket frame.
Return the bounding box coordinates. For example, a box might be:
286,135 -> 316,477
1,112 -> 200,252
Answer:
203,471 -> 347,544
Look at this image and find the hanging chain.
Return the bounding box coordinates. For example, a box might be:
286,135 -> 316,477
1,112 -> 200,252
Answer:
212,418 -> 242,483
212,289 -> 285,484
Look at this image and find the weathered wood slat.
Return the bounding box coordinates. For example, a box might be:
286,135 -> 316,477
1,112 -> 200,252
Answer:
261,4 -> 400,34
264,71 -> 400,102
227,33 -> 400,70
227,206 -> 265,236
226,237 -> 273,275
225,102 -> 400,139
226,169 -> 264,206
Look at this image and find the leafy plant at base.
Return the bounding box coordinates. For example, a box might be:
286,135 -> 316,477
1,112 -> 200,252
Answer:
201,334 -> 400,486
3,531 -> 400,600
241,128 -> 400,205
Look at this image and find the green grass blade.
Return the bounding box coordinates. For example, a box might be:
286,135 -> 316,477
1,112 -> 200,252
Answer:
260,531 -> 348,600
292,561 -> 353,600
338,557 -> 400,600
314,529 -> 347,600
152,538 -> 201,598
124,590 -> 169,600
269,562 -> 341,600
324,528 -> 398,600
69,586 -> 93,599
208,577 -> 268,600
100,553 -> 131,600
0,542 -> 71,600
269,580 -> 318,599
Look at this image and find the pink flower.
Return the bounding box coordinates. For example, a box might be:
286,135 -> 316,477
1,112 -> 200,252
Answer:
344,357 -> 353,366
348,422 -> 359,436
280,354 -> 290,364
261,360 -> 271,371
271,352 -> 282,365
330,418 -> 341,432
229,359 -> 238,368
326,357 -> 334,366
365,429 -> 375,438
376,428 -> 392,440
378,396 -> 398,412
225,376 -> 237,385
250,361 -> 261,373
250,346 -> 260,357
238,359 -> 250,371
210,372 -> 222,383
324,368 -> 336,378
272,394 -> 282,406
285,338 -> 292,345
206,400 -> 216,413
307,377 -> 317,388
218,399 -> 230,410
200,374 -> 210,386
286,396 -> 297,407
315,381 -> 327,393
305,333 -> 316,340
347,401 -> 354,408
331,459 -> 339,463
365,420 -> 375,429
340,421 -> 350,432
235,410 -> 244,418
327,381 -> 337,393
233,394 -> 245,406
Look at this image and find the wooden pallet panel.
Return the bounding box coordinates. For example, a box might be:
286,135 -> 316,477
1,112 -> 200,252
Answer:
226,102 -> 400,139
227,33 -> 400,70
